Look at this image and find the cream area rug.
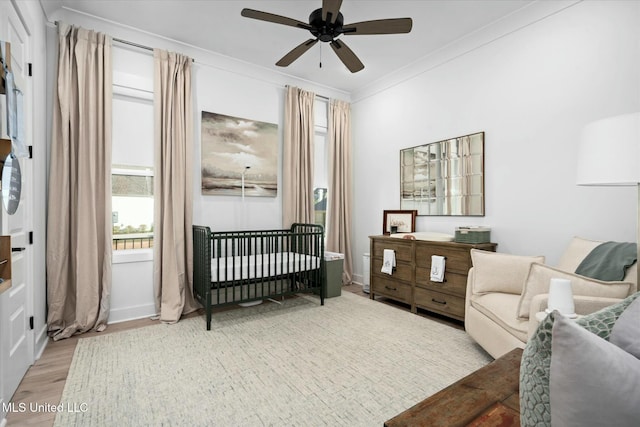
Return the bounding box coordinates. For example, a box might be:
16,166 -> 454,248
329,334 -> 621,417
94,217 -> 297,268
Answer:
55,292 -> 492,426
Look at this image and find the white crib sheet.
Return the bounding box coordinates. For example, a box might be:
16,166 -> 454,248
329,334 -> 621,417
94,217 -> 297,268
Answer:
210,252 -> 321,282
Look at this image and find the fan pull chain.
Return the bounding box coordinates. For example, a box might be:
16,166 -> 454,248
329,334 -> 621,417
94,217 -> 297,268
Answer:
319,43 -> 322,69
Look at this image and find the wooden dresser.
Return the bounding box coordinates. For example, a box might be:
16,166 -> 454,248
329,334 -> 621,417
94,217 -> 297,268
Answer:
369,235 -> 497,322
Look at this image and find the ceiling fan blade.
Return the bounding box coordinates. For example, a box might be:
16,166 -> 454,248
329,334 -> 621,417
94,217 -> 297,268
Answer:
330,39 -> 364,73
322,0 -> 343,24
276,39 -> 319,67
241,8 -> 312,31
342,18 -> 413,35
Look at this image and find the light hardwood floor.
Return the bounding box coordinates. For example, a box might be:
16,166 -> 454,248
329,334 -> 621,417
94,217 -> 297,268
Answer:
5,284 -> 461,426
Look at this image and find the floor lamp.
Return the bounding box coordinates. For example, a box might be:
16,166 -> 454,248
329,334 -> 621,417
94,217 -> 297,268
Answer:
576,112 -> 640,286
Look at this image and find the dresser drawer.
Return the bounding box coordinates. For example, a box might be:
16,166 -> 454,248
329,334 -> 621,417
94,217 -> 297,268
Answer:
415,268 -> 467,297
415,246 -> 471,274
414,287 -> 465,320
372,239 -> 413,263
372,257 -> 414,283
371,276 -> 412,304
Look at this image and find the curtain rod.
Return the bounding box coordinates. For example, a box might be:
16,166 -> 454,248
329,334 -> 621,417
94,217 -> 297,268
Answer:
114,38 -> 195,62
285,85 -> 330,101
54,21 -> 194,62
113,37 -> 152,52
111,37 -> 194,63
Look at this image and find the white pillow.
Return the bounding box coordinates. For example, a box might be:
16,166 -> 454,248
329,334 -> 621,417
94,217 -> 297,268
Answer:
550,313 -> 640,427
470,249 -> 545,295
517,263 -> 632,320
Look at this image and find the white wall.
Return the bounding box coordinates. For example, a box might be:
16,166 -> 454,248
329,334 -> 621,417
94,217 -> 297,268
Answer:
192,62 -> 285,231
48,8 -> 349,322
111,250 -> 154,323
351,0 -> 640,282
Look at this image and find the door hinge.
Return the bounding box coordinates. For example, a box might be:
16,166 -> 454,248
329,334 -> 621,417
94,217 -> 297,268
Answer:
29,231 -> 33,245
28,145 -> 33,159
28,63 -> 32,77
29,316 -> 34,330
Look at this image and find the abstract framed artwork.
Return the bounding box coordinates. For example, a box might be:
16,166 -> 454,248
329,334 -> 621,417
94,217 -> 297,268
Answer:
382,210 -> 417,234
201,111 -> 278,197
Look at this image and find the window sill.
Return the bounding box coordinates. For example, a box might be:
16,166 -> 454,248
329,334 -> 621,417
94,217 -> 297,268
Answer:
113,248 -> 153,264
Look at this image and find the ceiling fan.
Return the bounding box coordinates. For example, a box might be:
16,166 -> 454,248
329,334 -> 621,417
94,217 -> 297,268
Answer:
241,0 -> 412,73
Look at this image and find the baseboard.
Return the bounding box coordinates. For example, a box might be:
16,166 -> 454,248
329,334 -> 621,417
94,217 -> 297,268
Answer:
34,324 -> 48,360
352,274 -> 363,286
350,279 -> 369,294
108,303 -> 157,324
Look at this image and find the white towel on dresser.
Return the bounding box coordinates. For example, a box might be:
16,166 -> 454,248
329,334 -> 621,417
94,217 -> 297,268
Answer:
381,249 -> 396,275
430,255 -> 446,282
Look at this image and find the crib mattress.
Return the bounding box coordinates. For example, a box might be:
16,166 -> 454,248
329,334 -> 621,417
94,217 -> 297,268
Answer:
210,252 -> 321,282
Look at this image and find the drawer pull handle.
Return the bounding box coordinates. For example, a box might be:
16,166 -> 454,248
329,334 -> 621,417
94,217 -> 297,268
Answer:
385,286 -> 397,291
431,298 -> 447,305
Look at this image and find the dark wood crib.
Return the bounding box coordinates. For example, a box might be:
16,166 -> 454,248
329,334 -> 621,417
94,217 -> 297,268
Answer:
192,224 -> 325,330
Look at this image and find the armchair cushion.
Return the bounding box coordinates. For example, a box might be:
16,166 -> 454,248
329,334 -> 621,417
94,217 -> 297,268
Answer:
469,293 -> 528,342
516,263 -> 633,320
556,236 -> 638,292
555,236 -> 602,272
549,312 -> 640,426
470,249 -> 544,295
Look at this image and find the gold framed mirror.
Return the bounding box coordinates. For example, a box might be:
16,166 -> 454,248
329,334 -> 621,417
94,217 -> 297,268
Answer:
400,132 -> 484,216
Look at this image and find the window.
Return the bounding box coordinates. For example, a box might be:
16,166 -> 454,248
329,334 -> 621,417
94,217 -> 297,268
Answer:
112,165 -> 154,250
111,87 -> 154,251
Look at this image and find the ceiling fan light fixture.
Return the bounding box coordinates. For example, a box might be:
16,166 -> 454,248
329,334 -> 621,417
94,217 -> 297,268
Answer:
309,8 -> 343,42
240,1 -> 412,73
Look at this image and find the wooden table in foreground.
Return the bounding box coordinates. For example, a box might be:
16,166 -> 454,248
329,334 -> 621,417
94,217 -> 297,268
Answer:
385,347 -> 523,427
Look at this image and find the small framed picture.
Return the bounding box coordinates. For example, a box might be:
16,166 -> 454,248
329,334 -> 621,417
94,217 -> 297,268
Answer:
383,210 -> 417,234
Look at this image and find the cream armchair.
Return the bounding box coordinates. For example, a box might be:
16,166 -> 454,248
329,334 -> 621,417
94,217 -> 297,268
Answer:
464,237 -> 637,359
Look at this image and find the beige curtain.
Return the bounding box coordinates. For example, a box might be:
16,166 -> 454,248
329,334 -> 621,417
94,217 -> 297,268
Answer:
153,49 -> 199,323
46,23 -> 113,340
283,86 -> 316,227
327,99 -> 353,284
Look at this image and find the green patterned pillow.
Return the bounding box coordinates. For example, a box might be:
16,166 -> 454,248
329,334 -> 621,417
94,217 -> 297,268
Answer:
519,292 -> 640,427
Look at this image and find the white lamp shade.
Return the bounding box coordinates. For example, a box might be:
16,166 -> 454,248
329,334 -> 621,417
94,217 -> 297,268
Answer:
546,278 -> 576,317
577,112 -> 640,186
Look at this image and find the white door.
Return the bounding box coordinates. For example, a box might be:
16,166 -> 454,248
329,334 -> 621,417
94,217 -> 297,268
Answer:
0,1 -> 33,408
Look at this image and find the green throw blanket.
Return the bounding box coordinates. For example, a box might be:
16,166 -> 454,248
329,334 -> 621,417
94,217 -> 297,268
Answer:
575,241 -> 637,281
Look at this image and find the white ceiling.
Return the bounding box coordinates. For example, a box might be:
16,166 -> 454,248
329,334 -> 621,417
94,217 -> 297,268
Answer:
43,0 -> 535,94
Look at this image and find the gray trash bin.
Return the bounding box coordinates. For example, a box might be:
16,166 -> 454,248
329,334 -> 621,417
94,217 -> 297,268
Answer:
324,251 -> 344,298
